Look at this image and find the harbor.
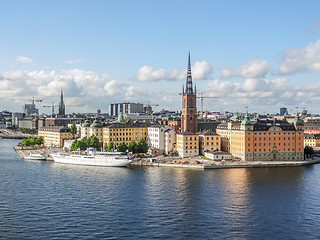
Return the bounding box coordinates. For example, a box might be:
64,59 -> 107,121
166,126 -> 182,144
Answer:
14,144 -> 320,169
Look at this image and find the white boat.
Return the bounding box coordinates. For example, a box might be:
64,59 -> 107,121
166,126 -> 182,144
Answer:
24,153 -> 47,161
51,151 -> 132,167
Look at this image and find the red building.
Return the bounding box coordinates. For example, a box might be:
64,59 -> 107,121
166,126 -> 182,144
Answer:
181,53 -> 197,133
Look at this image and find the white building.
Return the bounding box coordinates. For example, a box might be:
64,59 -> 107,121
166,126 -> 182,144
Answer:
80,120 -> 103,144
147,125 -> 172,155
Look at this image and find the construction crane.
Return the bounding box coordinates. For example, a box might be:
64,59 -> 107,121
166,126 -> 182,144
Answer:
143,101 -> 159,114
197,92 -> 221,119
43,102 -> 82,116
11,97 -> 43,105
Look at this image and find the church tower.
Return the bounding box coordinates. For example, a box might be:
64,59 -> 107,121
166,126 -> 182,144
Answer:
181,52 -> 197,133
59,88 -> 65,117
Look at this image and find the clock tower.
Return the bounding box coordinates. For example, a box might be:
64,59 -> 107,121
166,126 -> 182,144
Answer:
181,52 -> 197,133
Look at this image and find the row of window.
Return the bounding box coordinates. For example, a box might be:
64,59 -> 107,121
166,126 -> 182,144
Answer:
248,148 -> 301,152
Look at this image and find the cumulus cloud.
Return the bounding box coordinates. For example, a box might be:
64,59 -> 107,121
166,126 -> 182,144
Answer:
222,59 -> 272,79
16,56 -> 32,63
136,61 -> 213,82
0,69 -> 153,112
278,39 -> 320,75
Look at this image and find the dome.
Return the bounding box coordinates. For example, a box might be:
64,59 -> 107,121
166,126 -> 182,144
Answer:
82,120 -> 91,127
241,113 -> 253,126
90,120 -> 102,128
293,115 -> 304,127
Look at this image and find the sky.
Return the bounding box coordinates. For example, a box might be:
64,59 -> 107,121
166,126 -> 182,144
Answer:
1,0 -> 320,115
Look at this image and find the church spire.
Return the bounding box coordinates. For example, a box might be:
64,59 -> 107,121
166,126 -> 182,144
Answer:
59,87 -> 65,116
185,52 -> 194,94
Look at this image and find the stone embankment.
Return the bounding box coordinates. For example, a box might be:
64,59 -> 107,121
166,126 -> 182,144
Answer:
13,145 -> 320,169
0,129 -> 37,139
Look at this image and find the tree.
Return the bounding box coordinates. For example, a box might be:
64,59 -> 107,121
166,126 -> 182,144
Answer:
117,142 -> 128,152
128,140 -> 138,153
70,124 -> 77,137
78,137 -> 88,151
88,136 -> 101,150
137,138 -> 148,153
35,136 -> 44,145
70,139 -> 79,151
106,141 -> 114,152
304,146 -> 314,159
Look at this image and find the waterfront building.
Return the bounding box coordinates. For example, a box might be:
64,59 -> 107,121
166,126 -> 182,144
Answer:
181,53 -> 197,133
204,151 -> 232,161
304,134 -> 320,148
303,119 -> 320,135
176,131 -> 199,158
216,113 -> 304,161
147,125 -> 173,154
80,119 -> 103,144
38,126 -> 74,147
102,123 -> 148,149
198,130 -> 221,155
164,128 -> 176,155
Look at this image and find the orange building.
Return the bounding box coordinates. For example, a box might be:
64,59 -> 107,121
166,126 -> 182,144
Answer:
216,114 -> 304,161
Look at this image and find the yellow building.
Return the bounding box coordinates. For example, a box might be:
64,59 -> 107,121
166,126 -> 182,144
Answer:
304,134 -> 320,147
176,132 -> 199,158
38,126 -> 74,147
102,123 -> 148,149
198,130 -> 221,155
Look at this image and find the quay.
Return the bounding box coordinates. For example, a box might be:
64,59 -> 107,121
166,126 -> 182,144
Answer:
13,145 -> 320,169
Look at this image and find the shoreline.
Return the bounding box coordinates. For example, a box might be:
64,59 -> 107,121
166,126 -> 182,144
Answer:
13,145 -> 320,169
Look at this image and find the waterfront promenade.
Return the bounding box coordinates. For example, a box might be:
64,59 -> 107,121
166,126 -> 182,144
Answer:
0,129 -> 37,139
14,145 -> 320,170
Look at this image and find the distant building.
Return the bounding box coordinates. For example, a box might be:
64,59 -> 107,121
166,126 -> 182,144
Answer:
164,128 -> 176,155
109,103 -> 144,117
280,107 -> 287,116
80,120 -> 103,144
23,103 -> 39,117
304,134 -> 320,148
12,112 -> 24,127
45,118 -> 84,127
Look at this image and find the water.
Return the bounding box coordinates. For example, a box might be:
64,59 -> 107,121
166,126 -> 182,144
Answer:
1,139 -> 320,239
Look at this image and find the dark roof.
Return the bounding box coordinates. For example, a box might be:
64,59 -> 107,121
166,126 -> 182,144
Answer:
106,123 -> 150,129
253,119 -> 295,131
198,130 -> 218,136
177,131 -> 198,135
39,126 -> 70,132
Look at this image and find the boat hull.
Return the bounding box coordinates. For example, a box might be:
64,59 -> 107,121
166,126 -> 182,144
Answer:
51,153 -> 131,167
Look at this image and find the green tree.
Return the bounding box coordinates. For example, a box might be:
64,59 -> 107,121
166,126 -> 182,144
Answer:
137,138 -> 148,153
70,139 -> 79,151
35,136 -> 44,145
106,141 -> 114,152
70,124 -> 77,137
78,137 -> 89,151
88,136 -> 101,150
117,142 -> 128,152
128,140 -> 138,153
304,146 -> 314,159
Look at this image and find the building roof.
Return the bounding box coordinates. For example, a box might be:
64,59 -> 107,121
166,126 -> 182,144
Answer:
177,131 -> 198,136
39,126 -> 70,132
105,123 -> 150,129
198,129 -> 218,136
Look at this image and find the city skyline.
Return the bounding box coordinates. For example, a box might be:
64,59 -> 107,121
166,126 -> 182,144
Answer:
1,1 -> 320,114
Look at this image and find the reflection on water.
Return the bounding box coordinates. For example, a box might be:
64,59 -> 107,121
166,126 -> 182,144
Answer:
1,139 -> 320,239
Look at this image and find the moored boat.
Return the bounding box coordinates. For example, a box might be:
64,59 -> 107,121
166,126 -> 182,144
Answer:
51,151 -> 132,167
24,153 -> 47,161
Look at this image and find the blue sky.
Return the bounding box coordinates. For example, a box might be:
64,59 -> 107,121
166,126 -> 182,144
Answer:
1,0 -> 320,114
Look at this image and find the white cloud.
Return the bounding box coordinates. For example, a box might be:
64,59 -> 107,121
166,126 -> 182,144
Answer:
136,61 -> 213,82
222,59 -> 272,79
16,56 -> 32,63
278,39 -> 320,75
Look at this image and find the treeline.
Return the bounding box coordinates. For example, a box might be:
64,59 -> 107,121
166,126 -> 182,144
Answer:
21,137 -> 44,146
106,139 -> 148,153
70,136 -> 101,151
